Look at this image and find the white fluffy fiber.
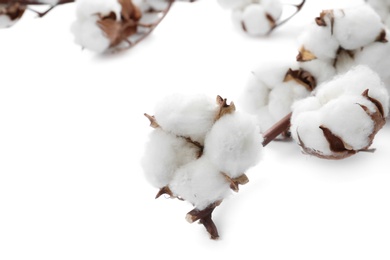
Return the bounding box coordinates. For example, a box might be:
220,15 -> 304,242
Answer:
291,65 -> 389,157
297,22 -> 339,62
141,129 -> 199,189
367,0 -> 390,27
225,0 -> 283,36
355,40 -> 390,94
204,112 -> 263,179
143,93 -> 264,210
154,94 -> 217,144
314,65 -> 389,115
71,0 -> 122,53
239,61 -> 315,133
169,157 -> 231,211
333,5 -> 383,50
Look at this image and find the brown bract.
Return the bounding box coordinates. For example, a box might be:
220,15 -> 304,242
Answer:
0,3 -> 26,22
284,68 -> 317,91
296,46 -> 317,62
97,0 -> 142,48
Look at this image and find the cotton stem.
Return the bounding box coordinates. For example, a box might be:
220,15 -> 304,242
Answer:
262,112 -> 292,147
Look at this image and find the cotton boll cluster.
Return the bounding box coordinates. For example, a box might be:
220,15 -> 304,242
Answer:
218,0 -> 285,36
366,0 -> 390,28
291,66 -> 389,160
298,4 -> 390,93
0,3 -> 26,28
239,61 -> 319,135
142,94 -> 263,239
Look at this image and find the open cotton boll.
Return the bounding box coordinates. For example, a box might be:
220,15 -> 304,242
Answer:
333,5 -> 383,50
240,4 -> 273,36
320,96 -> 376,150
315,65 -> 386,105
291,111 -> 333,156
291,66 -> 387,159
238,72 -> 271,115
204,112 -> 263,179
217,0 -> 250,9
154,94 -> 217,143
355,41 -> 390,94
169,157 -> 231,211
268,81 -> 311,121
298,22 -> 339,62
71,19 -> 111,53
141,129 -> 199,189
366,0 -> 388,21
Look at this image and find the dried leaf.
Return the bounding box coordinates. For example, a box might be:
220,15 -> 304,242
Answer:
215,95 -> 236,121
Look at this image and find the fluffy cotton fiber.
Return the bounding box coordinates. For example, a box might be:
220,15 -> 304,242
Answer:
291,65 -> 389,159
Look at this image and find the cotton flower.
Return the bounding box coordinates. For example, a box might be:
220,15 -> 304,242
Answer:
142,94 -> 263,239
0,3 -> 26,28
291,66 -> 389,159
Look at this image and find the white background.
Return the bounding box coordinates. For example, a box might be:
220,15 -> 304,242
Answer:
1,0 -> 390,259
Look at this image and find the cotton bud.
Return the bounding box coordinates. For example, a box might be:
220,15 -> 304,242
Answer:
0,3 -> 26,28
143,94 -> 263,239
71,0 -> 142,53
291,66 -> 389,159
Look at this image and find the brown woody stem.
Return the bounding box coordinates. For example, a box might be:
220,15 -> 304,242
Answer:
262,112 -> 292,147
186,202 -> 221,240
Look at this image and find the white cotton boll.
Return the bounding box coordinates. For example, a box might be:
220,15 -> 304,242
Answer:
333,5 -> 383,50
154,94 -> 217,143
141,129 -> 199,189
241,4 -> 273,36
169,157 -> 231,210
204,112 -> 263,179
355,41 -> 390,93
238,72 -> 271,115
249,61 -> 299,88
75,0 -> 121,20
71,19 -> 111,53
268,81 -> 311,121
217,0 -> 250,9
262,0 -> 283,21
297,22 -> 339,62
320,96 -> 375,150
291,111 -> 333,156
299,59 -> 336,85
